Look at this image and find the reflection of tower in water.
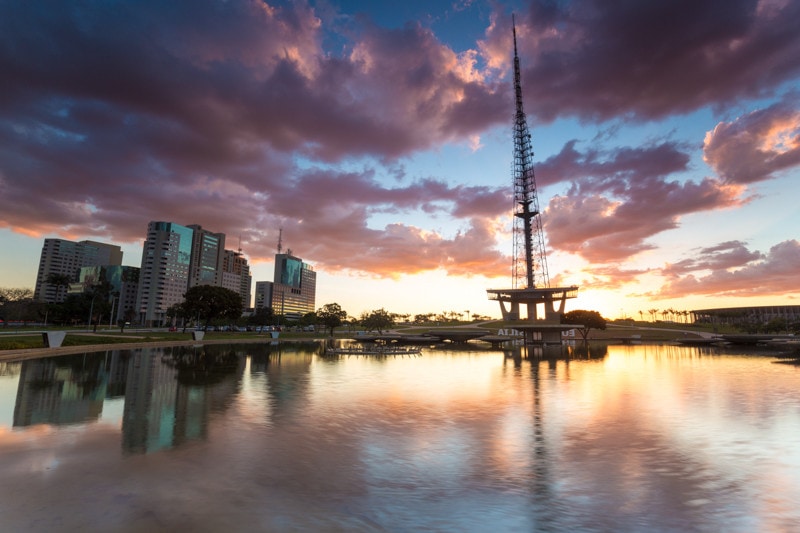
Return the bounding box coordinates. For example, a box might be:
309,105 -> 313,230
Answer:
501,344 -> 608,528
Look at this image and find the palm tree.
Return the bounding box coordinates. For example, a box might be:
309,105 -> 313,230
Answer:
46,273 -> 73,303
648,308 -> 659,323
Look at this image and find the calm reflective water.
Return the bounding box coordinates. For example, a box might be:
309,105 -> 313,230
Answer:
1,342 -> 799,532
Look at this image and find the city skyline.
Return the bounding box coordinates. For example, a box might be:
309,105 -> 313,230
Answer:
1,0 -> 799,320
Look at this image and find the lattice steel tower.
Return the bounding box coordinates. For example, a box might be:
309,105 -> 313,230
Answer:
511,17 -> 549,290
487,19 -> 577,327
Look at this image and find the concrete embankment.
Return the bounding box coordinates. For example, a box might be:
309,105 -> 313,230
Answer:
0,336 -> 297,363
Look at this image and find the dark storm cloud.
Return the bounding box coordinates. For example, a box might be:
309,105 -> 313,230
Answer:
483,0 -> 800,122
0,0 -> 510,276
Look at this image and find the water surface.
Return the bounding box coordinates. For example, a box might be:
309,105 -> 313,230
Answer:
1,342 -> 798,531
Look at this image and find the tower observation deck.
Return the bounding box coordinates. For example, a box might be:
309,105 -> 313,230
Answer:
487,17 -> 578,330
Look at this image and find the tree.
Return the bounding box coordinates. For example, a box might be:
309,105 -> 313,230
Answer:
166,302 -> 192,331
56,292 -> 98,326
414,313 -> 433,324
85,281 -> 113,331
118,307 -> 136,332
562,310 -> 607,341
0,287 -> 35,326
317,302 -> 348,337
360,308 -> 395,334
764,317 -> 788,334
183,285 -> 243,329
299,312 -> 317,328
45,273 -> 73,302
249,306 -> 274,327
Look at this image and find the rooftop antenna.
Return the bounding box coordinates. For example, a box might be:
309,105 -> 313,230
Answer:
277,227 -> 283,254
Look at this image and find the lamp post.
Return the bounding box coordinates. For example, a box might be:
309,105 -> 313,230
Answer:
87,292 -> 97,332
109,293 -> 118,327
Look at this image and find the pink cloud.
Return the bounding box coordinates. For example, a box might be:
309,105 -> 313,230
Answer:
555,265 -> 651,291
703,94 -> 800,184
654,239 -> 800,298
538,142 -> 745,263
662,241 -> 764,276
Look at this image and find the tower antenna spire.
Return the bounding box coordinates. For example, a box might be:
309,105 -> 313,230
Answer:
277,227 -> 283,254
511,14 -> 549,289
486,17 -> 578,328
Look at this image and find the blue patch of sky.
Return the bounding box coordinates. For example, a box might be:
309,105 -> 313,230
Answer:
397,127 -> 509,188
313,0 -> 525,60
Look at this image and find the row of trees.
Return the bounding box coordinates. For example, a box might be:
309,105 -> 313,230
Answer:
0,283 -> 133,328
163,290 -> 396,338
638,308 -> 694,323
2,281 -> 608,340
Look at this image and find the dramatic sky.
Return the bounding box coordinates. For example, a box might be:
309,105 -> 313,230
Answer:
1,0 -> 799,320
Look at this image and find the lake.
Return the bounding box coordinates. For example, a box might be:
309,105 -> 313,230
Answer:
1,341 -> 799,532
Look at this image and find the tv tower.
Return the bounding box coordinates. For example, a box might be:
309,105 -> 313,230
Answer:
486,16 -> 577,330
511,15 -> 549,290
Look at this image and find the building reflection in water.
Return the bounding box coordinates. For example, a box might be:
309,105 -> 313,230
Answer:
122,345 -> 245,455
13,351 -> 128,427
248,341 -> 317,424
12,344 -> 247,455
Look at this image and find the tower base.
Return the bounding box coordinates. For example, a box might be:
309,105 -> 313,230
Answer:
487,286 -> 579,322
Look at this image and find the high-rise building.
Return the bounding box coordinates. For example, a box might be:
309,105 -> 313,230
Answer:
34,238 -> 123,303
136,221 -> 193,326
254,281 -> 272,309
221,249 -> 252,309
135,221 -> 255,325
269,252 -> 316,318
187,225 -> 225,288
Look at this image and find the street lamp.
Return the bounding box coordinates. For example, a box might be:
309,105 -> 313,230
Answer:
87,291 -> 97,332
109,293 -> 119,327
